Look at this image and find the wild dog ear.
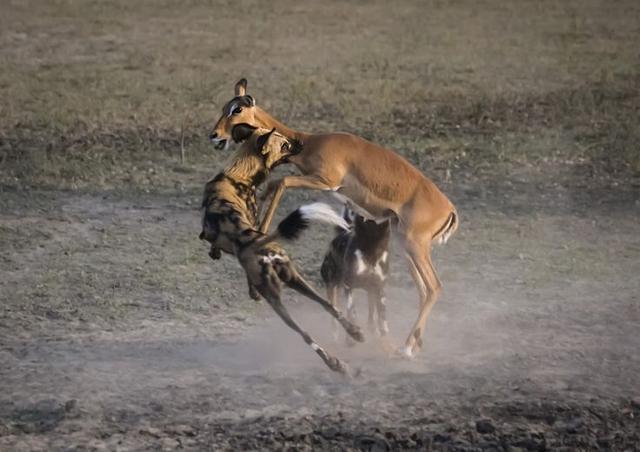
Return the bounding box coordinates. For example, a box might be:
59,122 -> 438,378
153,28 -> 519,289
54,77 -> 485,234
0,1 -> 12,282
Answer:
256,128 -> 276,155
231,123 -> 257,143
234,78 -> 247,96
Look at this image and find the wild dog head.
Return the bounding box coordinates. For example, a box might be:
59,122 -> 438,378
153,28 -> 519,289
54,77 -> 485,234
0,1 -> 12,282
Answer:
209,78 -> 259,150
232,124 -> 301,171
354,213 -> 391,245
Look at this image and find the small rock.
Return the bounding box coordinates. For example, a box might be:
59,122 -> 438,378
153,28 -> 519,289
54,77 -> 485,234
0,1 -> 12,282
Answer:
64,399 -> 77,412
160,437 -> 180,450
563,417 -> 584,434
476,419 -> 496,434
514,436 -> 545,451
140,426 -> 163,438
165,424 -> 197,436
355,435 -> 390,452
243,409 -> 261,419
410,431 -> 432,447
433,433 -> 451,443
323,426 -> 338,439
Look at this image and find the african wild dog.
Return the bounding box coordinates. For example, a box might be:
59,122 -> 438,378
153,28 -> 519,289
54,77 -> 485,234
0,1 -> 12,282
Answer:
200,125 -> 364,374
321,206 -> 391,341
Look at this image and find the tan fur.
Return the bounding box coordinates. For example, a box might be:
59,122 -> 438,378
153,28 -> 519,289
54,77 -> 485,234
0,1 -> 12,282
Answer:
209,79 -> 459,358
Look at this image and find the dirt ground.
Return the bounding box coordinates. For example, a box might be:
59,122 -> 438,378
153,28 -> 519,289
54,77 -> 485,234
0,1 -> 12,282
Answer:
1,176 -> 639,451
1,0 -> 640,450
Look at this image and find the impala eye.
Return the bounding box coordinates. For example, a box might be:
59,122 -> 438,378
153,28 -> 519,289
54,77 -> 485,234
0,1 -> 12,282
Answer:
232,106 -> 242,115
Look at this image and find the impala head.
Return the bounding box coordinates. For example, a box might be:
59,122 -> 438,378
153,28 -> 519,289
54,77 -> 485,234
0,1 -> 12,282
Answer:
209,78 -> 259,150
232,124 -> 299,170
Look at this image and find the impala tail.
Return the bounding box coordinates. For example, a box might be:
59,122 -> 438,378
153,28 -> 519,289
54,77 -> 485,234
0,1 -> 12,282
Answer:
434,211 -> 458,245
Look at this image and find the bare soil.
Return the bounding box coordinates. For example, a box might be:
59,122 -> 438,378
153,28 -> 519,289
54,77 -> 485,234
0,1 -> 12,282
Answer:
1,175 -> 639,450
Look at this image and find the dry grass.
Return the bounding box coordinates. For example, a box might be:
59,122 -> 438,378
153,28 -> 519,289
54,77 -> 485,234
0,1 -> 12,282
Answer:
1,0 -> 639,191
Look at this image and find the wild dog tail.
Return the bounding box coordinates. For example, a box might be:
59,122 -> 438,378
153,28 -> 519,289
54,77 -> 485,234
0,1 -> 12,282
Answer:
248,203 -> 349,251
433,210 -> 459,245
279,202 -> 349,240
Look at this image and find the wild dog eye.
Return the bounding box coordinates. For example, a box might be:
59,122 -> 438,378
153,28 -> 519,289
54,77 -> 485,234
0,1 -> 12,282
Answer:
281,142 -> 290,151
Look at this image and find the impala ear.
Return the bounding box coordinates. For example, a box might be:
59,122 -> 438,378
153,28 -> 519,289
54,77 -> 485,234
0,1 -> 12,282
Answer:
234,78 -> 247,96
246,95 -> 255,106
231,123 -> 257,143
256,128 -> 276,154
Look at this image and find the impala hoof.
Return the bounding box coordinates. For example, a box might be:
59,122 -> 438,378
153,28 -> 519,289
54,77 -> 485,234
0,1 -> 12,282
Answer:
396,346 -> 415,359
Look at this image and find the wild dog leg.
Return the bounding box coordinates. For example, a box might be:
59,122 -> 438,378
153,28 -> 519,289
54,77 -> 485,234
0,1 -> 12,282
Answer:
367,288 -> 389,337
261,290 -> 349,374
326,284 -> 341,341
366,290 -> 377,335
376,290 -> 389,337
344,288 -> 359,346
247,276 -> 261,301
287,274 -> 364,343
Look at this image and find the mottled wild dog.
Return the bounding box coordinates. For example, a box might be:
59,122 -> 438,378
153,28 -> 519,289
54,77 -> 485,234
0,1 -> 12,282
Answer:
200,125 -> 364,374
209,79 -> 458,358
321,206 -> 391,341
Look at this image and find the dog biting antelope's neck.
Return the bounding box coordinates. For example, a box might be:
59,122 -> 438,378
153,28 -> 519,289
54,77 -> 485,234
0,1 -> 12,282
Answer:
223,151 -> 269,188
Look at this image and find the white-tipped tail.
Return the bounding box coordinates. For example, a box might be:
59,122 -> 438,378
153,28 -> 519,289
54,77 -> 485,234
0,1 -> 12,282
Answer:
299,203 -> 349,231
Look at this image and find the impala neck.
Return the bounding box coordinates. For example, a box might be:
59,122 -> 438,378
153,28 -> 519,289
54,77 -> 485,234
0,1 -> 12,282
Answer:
254,107 -> 307,142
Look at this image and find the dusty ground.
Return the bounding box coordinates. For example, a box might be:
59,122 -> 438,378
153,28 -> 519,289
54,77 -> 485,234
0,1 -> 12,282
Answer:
1,0 -> 640,450
1,179 -> 639,451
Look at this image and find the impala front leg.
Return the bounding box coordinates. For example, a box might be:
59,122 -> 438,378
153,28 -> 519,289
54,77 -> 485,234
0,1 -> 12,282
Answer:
259,175 -> 335,233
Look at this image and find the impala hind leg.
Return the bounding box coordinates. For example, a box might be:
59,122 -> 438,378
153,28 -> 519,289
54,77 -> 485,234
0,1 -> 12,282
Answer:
401,241 -> 442,358
261,289 -> 350,374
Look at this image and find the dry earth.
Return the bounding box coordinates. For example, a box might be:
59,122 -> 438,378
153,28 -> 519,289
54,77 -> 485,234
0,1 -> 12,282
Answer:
1,177 -> 639,450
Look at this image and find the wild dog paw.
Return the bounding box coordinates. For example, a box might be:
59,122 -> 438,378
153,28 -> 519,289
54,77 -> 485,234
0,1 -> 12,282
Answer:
248,285 -> 261,301
343,321 -> 365,343
327,356 -> 349,375
208,247 -> 222,260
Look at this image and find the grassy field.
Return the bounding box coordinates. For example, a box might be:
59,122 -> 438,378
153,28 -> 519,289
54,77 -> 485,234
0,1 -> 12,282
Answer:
1,0 -> 639,191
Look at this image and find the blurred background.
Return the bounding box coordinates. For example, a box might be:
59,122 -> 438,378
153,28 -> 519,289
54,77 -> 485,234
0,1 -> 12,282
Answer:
1,0 -> 638,190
